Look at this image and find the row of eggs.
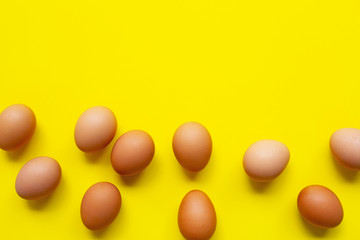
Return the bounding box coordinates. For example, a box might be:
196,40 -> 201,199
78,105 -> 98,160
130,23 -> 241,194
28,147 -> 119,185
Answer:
0,104 -> 359,239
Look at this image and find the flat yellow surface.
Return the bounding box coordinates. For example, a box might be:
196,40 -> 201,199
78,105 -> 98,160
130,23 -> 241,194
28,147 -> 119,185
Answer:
1,0 -> 360,239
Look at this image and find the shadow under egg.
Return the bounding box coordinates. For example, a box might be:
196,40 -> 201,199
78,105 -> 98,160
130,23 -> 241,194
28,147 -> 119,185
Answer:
331,154 -> 358,182
247,177 -> 272,193
26,193 -> 55,210
6,126 -> 41,161
6,143 -> 30,160
84,150 -> 107,163
119,171 -> 144,186
91,227 -> 109,238
299,213 -> 329,237
182,168 -> 200,180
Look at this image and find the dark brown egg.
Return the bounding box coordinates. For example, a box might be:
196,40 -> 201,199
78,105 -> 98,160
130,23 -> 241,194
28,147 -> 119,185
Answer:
15,156 -> 62,200
111,130 -> 155,176
297,185 -> 343,228
330,128 -> 360,170
0,104 -> 36,151
75,106 -> 117,152
173,122 -> 212,172
81,182 -> 121,231
178,190 -> 217,240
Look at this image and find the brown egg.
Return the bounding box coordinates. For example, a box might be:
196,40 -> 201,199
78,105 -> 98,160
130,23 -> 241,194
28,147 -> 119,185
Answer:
0,104 -> 36,151
15,156 -> 62,200
297,185 -> 343,228
172,122 -> 212,172
243,140 -> 289,182
81,182 -> 121,231
330,128 -> 360,170
178,190 -> 217,240
111,130 -> 155,176
75,106 -> 117,152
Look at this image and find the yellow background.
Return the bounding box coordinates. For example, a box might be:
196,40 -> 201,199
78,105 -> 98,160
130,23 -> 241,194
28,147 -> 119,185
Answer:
1,0 -> 360,239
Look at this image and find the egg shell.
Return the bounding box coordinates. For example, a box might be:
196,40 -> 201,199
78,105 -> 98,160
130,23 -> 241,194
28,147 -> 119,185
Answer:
178,190 -> 217,240
243,139 -> 290,182
75,106 -> 117,152
330,128 -> 360,170
172,122 -> 212,172
297,185 -> 343,228
111,130 -> 155,176
15,156 -> 62,200
81,182 -> 121,231
0,104 -> 36,151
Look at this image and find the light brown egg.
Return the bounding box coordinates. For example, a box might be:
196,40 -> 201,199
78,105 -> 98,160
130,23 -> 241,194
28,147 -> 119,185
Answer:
111,130 -> 155,176
178,190 -> 217,240
172,122 -> 212,172
0,104 -> 36,151
243,139 -> 290,182
15,156 -> 62,200
75,106 -> 117,152
297,185 -> 343,228
330,128 -> 360,170
81,182 -> 121,231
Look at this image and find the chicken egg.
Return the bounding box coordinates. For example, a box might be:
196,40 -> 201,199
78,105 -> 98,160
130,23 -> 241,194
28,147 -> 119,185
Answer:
75,106 -> 117,152
178,190 -> 217,240
297,185 -> 343,228
172,122 -> 212,172
15,156 -> 62,200
243,139 -> 290,182
0,104 -> 36,151
111,130 -> 155,176
81,182 -> 121,231
330,128 -> 360,170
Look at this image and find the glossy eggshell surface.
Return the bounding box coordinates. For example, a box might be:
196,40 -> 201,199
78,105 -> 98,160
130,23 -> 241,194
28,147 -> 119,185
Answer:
0,104 -> 36,151
243,139 -> 290,182
178,190 -> 217,240
81,182 -> 122,231
75,106 -> 117,152
330,128 -> 360,170
172,122 -> 212,172
111,130 -> 155,176
15,156 -> 62,200
297,185 -> 343,228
